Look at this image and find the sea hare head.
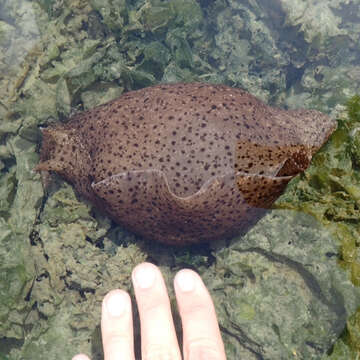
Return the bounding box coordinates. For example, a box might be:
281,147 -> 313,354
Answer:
35,83 -> 336,245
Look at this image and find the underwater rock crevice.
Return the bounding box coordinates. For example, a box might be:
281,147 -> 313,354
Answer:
233,246 -> 347,322
219,323 -> 264,360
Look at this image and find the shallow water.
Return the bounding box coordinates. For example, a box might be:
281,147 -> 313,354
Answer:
1,0 -> 360,359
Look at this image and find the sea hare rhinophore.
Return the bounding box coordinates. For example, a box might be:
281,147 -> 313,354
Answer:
36,83 -> 336,245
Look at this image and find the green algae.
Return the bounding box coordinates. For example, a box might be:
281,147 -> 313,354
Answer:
275,95 -> 360,359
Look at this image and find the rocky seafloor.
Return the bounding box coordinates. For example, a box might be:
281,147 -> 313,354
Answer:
1,0 -> 360,358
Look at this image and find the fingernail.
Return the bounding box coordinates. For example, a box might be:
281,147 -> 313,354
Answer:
105,291 -> 126,317
72,355 -> 90,360
133,264 -> 156,289
176,271 -> 195,292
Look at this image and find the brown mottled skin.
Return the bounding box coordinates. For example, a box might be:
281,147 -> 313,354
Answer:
35,83 -> 336,245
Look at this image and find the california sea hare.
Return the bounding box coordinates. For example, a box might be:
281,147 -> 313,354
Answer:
36,83 -> 336,245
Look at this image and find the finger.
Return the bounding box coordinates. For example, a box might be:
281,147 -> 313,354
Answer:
174,269 -> 226,360
132,262 -> 181,360
101,289 -> 135,360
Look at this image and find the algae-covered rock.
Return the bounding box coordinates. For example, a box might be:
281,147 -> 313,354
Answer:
208,211 -> 360,359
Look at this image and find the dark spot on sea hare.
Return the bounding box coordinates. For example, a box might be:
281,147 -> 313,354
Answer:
35,82 -> 336,245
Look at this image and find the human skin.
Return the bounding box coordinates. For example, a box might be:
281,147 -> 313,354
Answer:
72,262 -> 226,360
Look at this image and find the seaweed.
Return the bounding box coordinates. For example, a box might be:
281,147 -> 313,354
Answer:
276,95 -> 360,359
1,0 -> 360,358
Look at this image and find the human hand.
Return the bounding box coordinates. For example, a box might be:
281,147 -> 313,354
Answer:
72,262 -> 226,360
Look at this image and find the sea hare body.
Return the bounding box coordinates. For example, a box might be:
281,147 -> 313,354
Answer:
36,83 -> 336,245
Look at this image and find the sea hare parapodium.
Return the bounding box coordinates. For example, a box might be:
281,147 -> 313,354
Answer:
35,83 -> 336,245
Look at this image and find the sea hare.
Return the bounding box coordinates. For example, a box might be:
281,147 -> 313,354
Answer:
36,83 -> 336,245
